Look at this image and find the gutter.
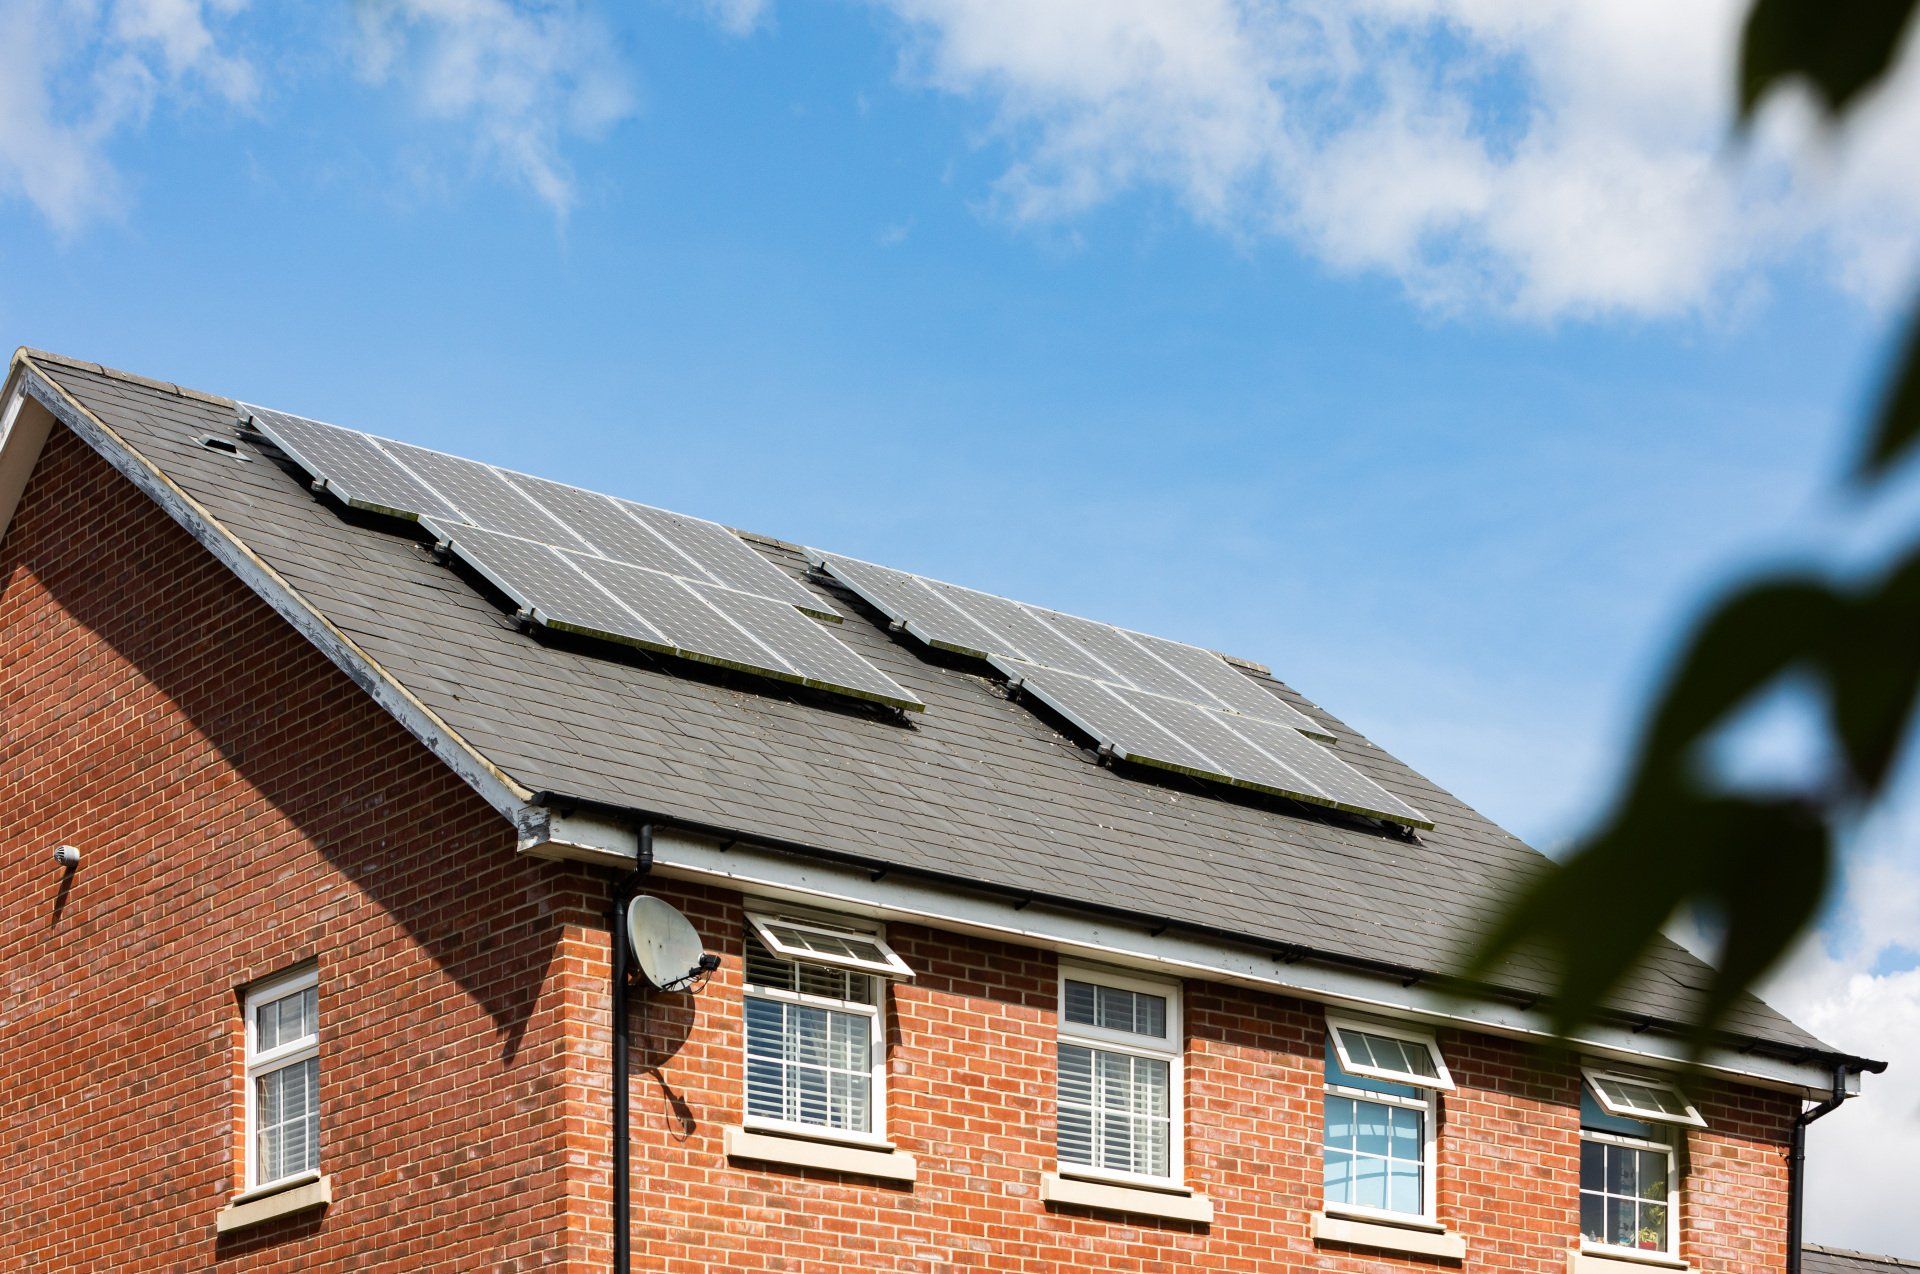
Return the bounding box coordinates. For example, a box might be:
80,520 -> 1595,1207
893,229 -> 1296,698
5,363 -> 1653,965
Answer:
1786,1064 -> 1852,1274
523,793 -> 1888,1090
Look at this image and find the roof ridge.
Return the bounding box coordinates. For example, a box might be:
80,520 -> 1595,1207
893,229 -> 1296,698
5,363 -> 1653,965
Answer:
19,347 -> 234,409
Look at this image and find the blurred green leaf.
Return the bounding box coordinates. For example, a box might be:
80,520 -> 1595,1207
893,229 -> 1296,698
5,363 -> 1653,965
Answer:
1856,305 -> 1920,482
1630,578 -> 1842,781
1823,547 -> 1920,789
1738,0 -> 1920,120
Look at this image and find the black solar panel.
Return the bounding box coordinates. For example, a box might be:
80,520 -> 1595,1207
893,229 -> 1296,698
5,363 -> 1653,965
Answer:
248,404 -> 905,711
428,521 -> 922,711
811,550 -> 1423,827
1000,660 -> 1431,828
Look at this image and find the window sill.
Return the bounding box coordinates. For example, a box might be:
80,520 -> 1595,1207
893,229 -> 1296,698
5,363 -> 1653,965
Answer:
723,1125 -> 917,1182
1041,1173 -> 1214,1224
216,1174 -> 331,1235
1313,1210 -> 1465,1262
1570,1246 -> 1690,1273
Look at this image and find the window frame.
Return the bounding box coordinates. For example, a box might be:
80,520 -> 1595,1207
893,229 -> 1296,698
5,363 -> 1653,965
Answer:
242,965 -> 320,1193
740,912 -> 894,1149
1055,962 -> 1185,1190
1327,1014 -> 1455,1092
1582,1067 -> 1707,1129
1321,1024 -> 1442,1225
744,911 -> 915,981
1579,1121 -> 1681,1260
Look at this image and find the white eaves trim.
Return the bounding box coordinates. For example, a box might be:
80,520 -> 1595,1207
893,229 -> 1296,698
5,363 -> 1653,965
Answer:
1583,1067 -> 1708,1129
1328,1014 -> 1454,1091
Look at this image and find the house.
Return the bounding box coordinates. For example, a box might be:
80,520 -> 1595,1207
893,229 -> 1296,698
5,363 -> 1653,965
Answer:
0,346 -> 1887,1271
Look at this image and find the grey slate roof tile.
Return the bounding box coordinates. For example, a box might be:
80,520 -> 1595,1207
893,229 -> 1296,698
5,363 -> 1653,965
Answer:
24,355 -> 1845,1058
1805,1248 -> 1920,1274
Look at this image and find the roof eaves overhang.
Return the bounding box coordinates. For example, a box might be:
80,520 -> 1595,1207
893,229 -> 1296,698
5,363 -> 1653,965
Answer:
2,350 -> 556,848
521,790 -> 1884,1101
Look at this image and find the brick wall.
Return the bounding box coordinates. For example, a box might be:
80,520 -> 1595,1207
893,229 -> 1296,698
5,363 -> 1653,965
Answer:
0,421 -> 1799,1271
600,880 -> 1797,1272
0,425 -> 607,1270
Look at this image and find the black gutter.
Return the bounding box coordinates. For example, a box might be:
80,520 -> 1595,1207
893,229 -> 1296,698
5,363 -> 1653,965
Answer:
1786,1064 -> 1852,1274
536,792 -> 1887,1080
606,823 -> 654,1274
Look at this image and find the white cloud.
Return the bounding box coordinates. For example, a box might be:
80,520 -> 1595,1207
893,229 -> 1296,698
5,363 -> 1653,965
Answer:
852,0 -> 1920,319
700,0 -> 770,38
352,0 -> 637,216
0,0 -> 256,232
1753,842 -> 1920,1257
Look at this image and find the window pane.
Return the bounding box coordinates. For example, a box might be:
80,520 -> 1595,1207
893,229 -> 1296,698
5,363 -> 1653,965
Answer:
1064,979 -> 1167,1039
743,990 -> 873,1133
1607,1144 -> 1637,1196
1352,1154 -> 1387,1209
1388,1162 -> 1421,1215
1059,1106 -> 1093,1167
1325,1095 -> 1355,1148
1580,1139 -> 1605,1189
1636,1148 -> 1669,1201
1389,1106 -> 1422,1160
1324,1148 -> 1354,1203
255,1057 -> 318,1183
1607,1196 -> 1635,1248
1639,1202 -> 1669,1250
1581,1192 -> 1605,1241
1355,1101 -> 1391,1158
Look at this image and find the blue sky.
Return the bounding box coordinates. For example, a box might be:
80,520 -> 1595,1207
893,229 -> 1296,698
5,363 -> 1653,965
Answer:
4,0 -> 1918,1253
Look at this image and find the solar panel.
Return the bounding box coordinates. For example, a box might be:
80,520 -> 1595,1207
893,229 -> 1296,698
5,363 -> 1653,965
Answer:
427,521 -> 922,712
998,660 -> 1431,828
247,404 -> 838,618
809,552 -> 1326,735
808,550 -> 1423,826
249,406 -> 461,523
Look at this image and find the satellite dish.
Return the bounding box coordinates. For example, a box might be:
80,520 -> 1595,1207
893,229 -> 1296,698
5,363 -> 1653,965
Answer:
626,896 -> 710,991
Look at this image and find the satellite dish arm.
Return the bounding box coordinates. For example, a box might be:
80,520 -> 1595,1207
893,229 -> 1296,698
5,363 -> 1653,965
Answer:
607,822 -> 654,1274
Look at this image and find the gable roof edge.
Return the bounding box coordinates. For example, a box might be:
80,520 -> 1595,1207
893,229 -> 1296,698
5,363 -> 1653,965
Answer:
6,351 -> 557,848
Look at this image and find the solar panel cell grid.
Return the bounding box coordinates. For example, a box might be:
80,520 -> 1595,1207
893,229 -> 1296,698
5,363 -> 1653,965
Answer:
425,520 -> 667,648
384,440 -> 581,546
500,473 -> 705,579
249,407 -> 461,522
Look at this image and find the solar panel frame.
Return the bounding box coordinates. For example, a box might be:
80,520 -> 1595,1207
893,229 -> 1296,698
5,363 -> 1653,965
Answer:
994,659 -> 1431,829
248,406 -> 462,523
811,552 -> 1330,738
251,403 -> 839,617
429,521 -> 923,712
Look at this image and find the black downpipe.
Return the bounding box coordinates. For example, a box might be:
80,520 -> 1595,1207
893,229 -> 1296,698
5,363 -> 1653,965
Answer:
1786,1064 -> 1849,1274
608,824 -> 654,1274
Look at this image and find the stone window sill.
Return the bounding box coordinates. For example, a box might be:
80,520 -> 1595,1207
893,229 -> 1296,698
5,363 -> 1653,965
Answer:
1570,1246 -> 1690,1273
1312,1209 -> 1466,1261
723,1125 -> 917,1182
216,1173 -> 331,1235
1041,1172 -> 1214,1224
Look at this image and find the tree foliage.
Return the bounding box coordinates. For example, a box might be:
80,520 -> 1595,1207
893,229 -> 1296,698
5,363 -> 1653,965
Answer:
1467,3 -> 1920,1048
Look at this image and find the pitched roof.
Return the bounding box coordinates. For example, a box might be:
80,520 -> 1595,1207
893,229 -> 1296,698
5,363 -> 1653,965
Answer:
1806,1247 -> 1920,1274
7,349 -> 1856,1063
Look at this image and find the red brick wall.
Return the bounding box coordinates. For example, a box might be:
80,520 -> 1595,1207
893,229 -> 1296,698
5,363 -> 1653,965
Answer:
596,879 -> 1797,1273
0,425 -> 607,1271
0,420 -> 1799,1271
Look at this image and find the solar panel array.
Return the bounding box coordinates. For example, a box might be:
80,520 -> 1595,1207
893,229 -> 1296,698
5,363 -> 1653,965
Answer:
248,406 -> 923,713
809,551 -> 1430,828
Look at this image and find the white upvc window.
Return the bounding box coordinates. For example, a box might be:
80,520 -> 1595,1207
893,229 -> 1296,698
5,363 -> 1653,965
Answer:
1579,1078 -> 1684,1259
1582,1068 -> 1706,1129
1322,1015 -> 1447,1223
243,967 -> 320,1192
742,912 -> 907,1146
1056,964 -> 1183,1188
